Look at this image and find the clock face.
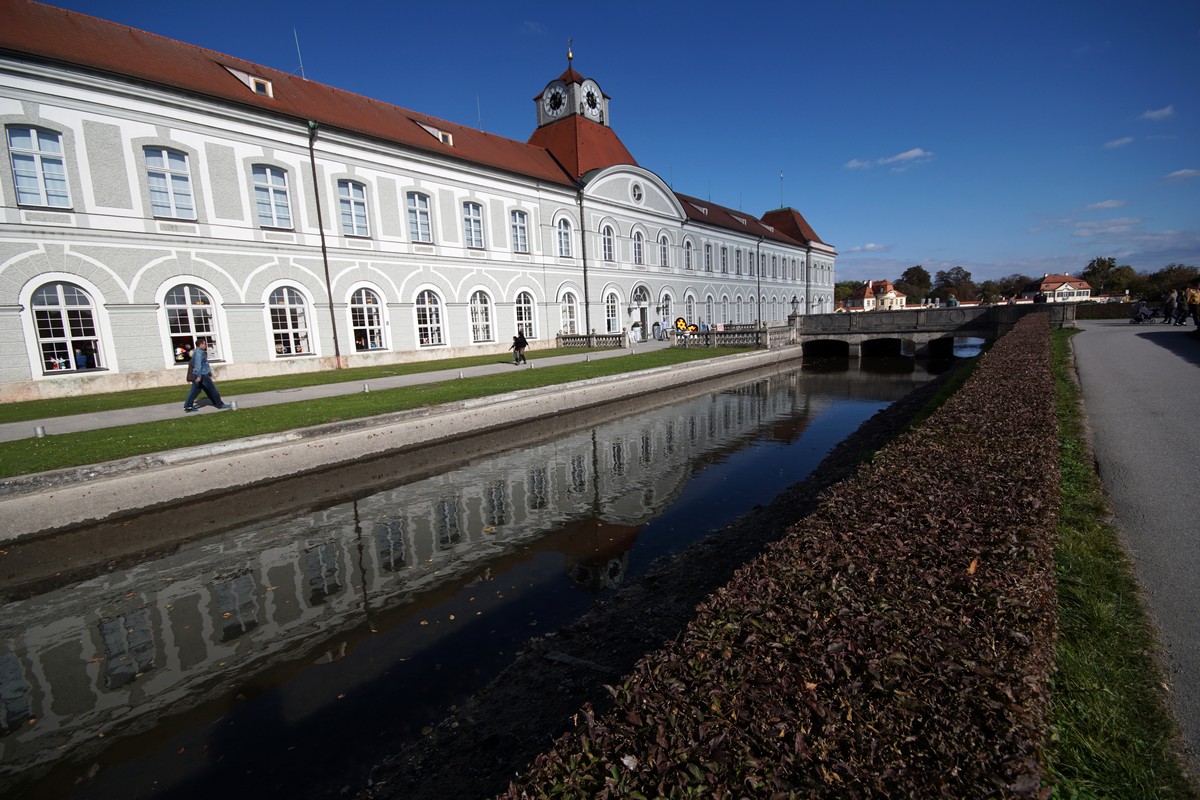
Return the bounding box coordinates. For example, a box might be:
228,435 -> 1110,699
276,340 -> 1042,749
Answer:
582,81 -> 602,119
542,82 -> 567,118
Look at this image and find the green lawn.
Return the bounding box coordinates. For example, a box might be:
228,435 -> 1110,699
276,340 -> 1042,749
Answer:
0,347 -> 748,478
1047,329 -> 1198,798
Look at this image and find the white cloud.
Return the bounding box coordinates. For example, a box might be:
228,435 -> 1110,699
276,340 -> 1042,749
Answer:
521,21 -> 547,35
1086,199 -> 1127,210
1103,136 -> 1134,149
1072,217 -> 1142,238
844,242 -> 890,253
843,148 -> 933,171
879,147 -> 933,165
1164,168 -> 1200,180
1141,105 -> 1174,121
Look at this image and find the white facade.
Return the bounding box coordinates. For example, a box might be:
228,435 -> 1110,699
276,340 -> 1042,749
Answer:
0,8 -> 835,402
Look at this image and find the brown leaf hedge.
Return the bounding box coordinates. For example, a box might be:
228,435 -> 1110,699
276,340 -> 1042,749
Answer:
501,313 -> 1059,799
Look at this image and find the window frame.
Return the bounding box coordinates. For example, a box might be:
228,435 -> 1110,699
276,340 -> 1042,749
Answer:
338,179 -> 369,237
268,285 -> 312,356
659,236 -> 669,267
469,289 -> 494,343
253,165 -> 292,229
560,292 -> 578,334
7,126 -> 71,208
145,146 -> 195,220
349,286 -> 386,352
684,241 -> 693,270
602,225 -> 615,262
515,290 -> 537,339
510,209 -> 529,253
30,281 -> 102,373
415,289 -> 445,346
462,201 -> 484,249
605,292 -> 619,333
633,231 -> 644,265
406,191 -> 433,242
557,218 -> 572,257
164,283 -> 218,363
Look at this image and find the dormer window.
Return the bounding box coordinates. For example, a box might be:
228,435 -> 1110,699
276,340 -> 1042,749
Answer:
223,66 -> 274,99
416,122 -> 454,147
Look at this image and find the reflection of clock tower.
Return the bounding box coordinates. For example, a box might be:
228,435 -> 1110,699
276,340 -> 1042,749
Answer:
534,50 -> 610,128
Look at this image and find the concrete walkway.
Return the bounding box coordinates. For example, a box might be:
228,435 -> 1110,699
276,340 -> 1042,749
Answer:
1071,319 -> 1200,767
0,338 -> 672,443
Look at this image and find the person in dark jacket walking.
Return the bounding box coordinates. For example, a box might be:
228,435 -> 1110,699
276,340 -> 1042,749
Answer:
183,339 -> 229,412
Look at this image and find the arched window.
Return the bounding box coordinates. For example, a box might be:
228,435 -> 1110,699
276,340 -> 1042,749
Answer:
721,297 -> 729,323
685,295 -> 695,322
684,241 -> 693,270
350,287 -> 384,351
605,292 -> 619,333
659,236 -> 669,267
146,147 -> 195,219
165,283 -> 217,362
557,218 -> 572,257
470,290 -> 493,343
633,231 -> 644,265
8,127 -> 71,208
660,293 -> 672,322
735,296 -> 744,324
560,292 -> 578,334
31,281 -> 101,372
338,179 -> 369,236
704,243 -> 713,272
772,256 -> 778,279
416,289 -> 444,346
515,291 -> 536,338
720,246 -> 728,273
602,225 -> 615,261
269,286 -> 311,355
705,296 -> 714,324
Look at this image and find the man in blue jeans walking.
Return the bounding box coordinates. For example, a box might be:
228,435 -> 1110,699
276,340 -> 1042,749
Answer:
184,338 -> 229,412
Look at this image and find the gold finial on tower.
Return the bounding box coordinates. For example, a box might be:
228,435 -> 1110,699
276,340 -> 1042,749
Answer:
567,38 -> 573,65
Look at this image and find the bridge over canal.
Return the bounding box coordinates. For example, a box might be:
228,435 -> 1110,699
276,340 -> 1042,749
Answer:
790,304 -> 1076,357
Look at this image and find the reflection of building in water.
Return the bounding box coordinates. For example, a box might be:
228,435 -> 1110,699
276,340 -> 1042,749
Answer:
0,372 -> 822,785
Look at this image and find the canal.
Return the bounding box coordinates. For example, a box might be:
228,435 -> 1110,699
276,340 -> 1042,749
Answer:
0,357 -> 945,798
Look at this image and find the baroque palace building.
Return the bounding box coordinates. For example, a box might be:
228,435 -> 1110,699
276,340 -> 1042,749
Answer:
0,0 -> 836,401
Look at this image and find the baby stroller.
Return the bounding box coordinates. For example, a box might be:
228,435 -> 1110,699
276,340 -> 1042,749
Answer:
1128,301 -> 1157,323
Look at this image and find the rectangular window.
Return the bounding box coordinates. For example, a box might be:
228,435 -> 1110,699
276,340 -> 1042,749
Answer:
407,192 -> 432,242
253,165 -> 291,228
146,147 -> 195,219
463,202 -> 484,248
8,127 -> 71,208
338,180 -> 369,236
511,210 -> 529,253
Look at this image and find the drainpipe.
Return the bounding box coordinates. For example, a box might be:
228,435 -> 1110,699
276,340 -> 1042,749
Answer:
308,120 -> 342,368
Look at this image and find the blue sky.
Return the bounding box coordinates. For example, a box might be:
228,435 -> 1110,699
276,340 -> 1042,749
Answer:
49,0 -> 1200,283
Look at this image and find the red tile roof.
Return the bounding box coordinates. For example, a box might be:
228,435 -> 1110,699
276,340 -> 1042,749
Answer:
847,280 -> 905,301
674,194 -> 812,247
760,207 -> 829,247
1024,274 -> 1092,293
526,115 -> 637,179
0,0 -> 575,187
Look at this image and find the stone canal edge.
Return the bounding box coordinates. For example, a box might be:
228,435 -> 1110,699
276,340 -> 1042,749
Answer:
0,349 -> 802,542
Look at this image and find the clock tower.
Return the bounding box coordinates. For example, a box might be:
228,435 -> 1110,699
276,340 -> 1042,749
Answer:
534,48 -> 610,128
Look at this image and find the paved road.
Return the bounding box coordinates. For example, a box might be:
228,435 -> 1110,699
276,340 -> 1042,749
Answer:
0,339 -> 670,443
1072,319 -> 1200,767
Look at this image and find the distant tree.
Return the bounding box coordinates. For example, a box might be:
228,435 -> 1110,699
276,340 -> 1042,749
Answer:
995,273 -> 1033,299
932,266 -> 977,302
894,265 -> 931,303
1079,257 -> 1138,296
978,280 -> 1002,304
1138,263 -> 1200,301
835,280 -> 863,303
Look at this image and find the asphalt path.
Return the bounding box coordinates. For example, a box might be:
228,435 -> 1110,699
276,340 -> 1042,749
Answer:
1071,319 -> 1200,767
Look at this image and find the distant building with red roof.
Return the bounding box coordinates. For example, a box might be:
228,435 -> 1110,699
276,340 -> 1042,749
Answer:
845,280 -> 908,311
1020,274 -> 1092,303
0,0 -> 836,401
